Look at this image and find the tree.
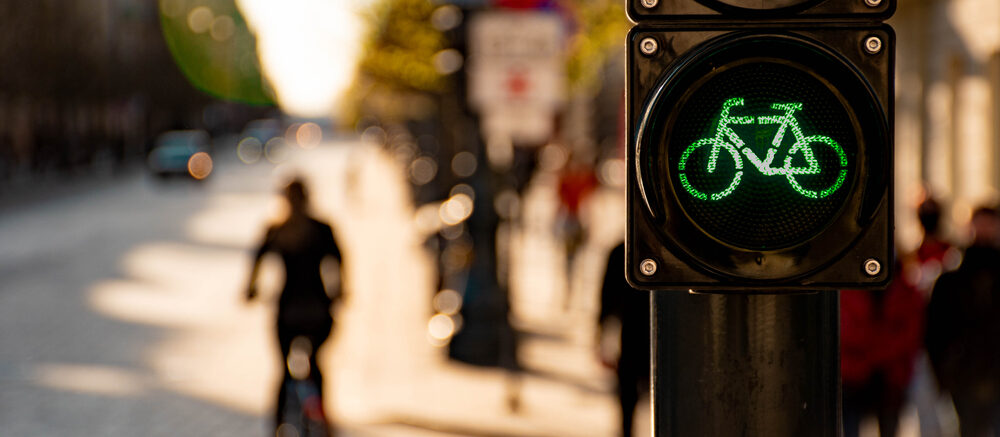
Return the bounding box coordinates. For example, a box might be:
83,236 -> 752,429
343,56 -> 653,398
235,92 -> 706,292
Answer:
343,0 -> 450,124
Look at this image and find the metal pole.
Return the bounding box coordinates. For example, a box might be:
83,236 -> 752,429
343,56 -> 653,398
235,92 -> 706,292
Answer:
651,291 -> 840,436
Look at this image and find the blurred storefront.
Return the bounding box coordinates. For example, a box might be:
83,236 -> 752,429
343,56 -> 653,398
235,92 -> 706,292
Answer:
893,0 -> 1000,248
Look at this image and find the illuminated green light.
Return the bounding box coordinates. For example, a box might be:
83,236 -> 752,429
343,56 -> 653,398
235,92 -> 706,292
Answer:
678,98 -> 847,201
711,170 -> 742,201
679,173 -> 707,200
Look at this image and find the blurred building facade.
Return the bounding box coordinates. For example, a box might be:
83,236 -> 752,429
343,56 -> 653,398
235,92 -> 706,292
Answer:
0,0 -> 270,184
893,0 -> 1000,249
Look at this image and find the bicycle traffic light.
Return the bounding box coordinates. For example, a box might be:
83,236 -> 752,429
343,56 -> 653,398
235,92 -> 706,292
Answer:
626,0 -> 894,290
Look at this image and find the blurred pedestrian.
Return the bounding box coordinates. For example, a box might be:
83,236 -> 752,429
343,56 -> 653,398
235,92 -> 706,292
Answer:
445,174 -> 523,413
246,178 -> 342,436
841,258 -> 926,437
926,206 -> 1000,437
914,197 -> 961,293
556,150 -> 598,307
910,195 -> 958,436
598,243 -> 650,437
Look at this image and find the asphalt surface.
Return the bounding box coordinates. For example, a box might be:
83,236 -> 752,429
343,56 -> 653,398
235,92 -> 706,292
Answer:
0,140 -> 631,437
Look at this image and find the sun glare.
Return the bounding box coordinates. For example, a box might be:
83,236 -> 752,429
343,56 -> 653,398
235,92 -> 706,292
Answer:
236,0 -> 367,117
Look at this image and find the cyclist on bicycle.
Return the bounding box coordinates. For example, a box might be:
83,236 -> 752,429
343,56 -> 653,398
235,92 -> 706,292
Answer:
246,177 -> 342,435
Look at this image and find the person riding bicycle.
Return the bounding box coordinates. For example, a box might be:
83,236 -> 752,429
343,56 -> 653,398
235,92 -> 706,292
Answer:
246,177 -> 342,435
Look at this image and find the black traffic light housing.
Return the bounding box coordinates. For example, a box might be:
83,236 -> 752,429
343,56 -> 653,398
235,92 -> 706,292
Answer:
625,2 -> 894,291
628,0 -> 895,22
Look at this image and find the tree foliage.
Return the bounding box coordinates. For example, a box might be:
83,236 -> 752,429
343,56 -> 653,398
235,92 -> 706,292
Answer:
344,0 -> 628,124
563,0 -> 629,94
343,0 -> 449,124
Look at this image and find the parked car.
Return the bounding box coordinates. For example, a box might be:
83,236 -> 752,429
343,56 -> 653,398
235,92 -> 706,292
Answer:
147,130 -> 213,179
240,118 -> 282,144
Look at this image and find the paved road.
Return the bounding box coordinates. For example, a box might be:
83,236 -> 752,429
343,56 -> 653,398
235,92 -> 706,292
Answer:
0,140 -> 627,437
0,147 -> 287,436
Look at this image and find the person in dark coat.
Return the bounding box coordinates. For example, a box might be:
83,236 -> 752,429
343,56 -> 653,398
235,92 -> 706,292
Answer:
926,206 -> 1000,437
599,243 -> 650,437
910,196 -> 959,437
246,178 -> 342,435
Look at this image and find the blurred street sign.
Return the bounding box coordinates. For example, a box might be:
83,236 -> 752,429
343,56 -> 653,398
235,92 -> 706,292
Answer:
493,0 -> 559,9
467,11 -> 566,145
443,0 -> 491,7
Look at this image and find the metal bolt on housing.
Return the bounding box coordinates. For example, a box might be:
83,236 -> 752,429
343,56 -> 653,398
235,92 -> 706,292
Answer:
641,0 -> 658,9
640,258 -> 658,276
864,0 -> 882,7
640,38 -> 659,56
864,36 -> 883,55
863,258 -> 881,276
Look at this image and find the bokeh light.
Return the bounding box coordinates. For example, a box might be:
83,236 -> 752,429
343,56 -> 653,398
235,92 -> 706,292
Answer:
361,126 -> 387,146
427,313 -> 457,347
599,158 -> 627,188
187,152 -> 213,179
210,15 -> 236,42
264,137 -> 288,163
494,189 -> 520,220
439,193 -> 474,226
295,122 -> 322,149
431,5 -> 462,31
539,143 -> 569,172
433,289 -> 462,315
409,156 -> 438,186
187,6 -> 214,34
440,223 -> 465,241
451,152 -> 477,178
449,183 -> 475,201
237,137 -> 264,164
433,49 -> 464,75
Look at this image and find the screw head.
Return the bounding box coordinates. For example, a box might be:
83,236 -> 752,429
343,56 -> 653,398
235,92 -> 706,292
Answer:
863,36 -> 883,55
864,258 -> 882,276
640,38 -> 659,56
640,259 -> 658,276
640,0 -> 658,8
864,0 -> 882,7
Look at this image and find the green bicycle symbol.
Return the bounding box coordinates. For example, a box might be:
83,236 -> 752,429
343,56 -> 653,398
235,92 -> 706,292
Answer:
678,97 -> 848,201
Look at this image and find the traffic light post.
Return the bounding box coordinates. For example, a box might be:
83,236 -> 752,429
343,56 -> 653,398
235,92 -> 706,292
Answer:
624,0 -> 895,435
651,291 -> 840,435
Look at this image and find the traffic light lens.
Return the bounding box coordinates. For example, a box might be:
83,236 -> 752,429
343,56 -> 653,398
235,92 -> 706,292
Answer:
659,43 -> 860,250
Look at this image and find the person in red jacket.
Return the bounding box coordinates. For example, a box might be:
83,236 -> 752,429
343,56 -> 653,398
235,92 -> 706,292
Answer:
555,152 -> 599,307
841,259 -> 926,437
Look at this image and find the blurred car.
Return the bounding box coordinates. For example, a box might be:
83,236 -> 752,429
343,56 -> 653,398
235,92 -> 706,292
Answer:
147,130 -> 213,179
240,118 -> 282,144
238,118 -> 288,164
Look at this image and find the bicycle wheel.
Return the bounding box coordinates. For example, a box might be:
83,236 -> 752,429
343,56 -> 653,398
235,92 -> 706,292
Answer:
277,379 -> 303,437
278,379 -> 330,437
677,138 -> 743,201
783,135 -> 847,199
